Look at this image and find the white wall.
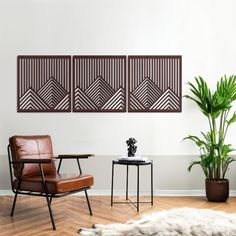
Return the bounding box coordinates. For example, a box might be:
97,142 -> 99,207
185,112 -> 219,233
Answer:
1,0 -> 236,194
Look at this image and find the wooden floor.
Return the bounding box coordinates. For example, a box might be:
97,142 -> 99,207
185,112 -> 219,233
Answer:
1,195 -> 236,236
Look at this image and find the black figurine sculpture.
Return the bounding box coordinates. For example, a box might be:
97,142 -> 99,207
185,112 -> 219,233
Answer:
126,138 -> 137,157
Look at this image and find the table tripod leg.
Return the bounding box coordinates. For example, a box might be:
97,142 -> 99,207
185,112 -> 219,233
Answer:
151,161 -> 153,205
137,165 -> 139,212
111,161 -> 114,206
126,165 -> 129,200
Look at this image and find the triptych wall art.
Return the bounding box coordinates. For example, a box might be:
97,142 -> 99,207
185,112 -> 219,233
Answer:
17,55 -> 182,112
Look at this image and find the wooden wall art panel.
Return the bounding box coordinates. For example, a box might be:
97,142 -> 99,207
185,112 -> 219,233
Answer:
128,56 -> 182,112
73,56 -> 126,112
17,56 -> 71,112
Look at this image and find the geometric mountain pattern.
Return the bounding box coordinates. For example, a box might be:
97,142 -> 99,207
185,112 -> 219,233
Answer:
128,56 -> 182,112
17,55 -> 71,112
73,56 -> 126,112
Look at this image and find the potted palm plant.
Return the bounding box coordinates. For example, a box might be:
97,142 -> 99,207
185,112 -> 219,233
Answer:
184,75 -> 236,202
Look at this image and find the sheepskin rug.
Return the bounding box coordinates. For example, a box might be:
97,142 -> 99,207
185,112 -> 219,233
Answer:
79,208 -> 236,236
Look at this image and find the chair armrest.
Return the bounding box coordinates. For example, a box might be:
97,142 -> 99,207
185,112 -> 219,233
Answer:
12,159 -> 52,164
56,154 -> 95,159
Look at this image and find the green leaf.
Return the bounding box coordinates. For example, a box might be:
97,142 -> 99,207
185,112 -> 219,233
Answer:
188,161 -> 201,172
183,135 -> 207,147
227,112 -> 236,126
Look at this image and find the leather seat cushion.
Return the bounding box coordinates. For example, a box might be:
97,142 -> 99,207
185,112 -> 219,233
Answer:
14,173 -> 94,194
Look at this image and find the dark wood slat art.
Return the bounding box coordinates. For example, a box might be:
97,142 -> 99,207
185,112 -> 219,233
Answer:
73,56 -> 126,112
17,56 -> 71,112
128,56 -> 182,112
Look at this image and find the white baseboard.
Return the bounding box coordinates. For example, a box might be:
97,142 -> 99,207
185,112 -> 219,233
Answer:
89,190 -> 236,197
0,190 -> 13,196
1,189 -> 236,197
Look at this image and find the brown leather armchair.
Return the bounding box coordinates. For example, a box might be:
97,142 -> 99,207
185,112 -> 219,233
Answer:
7,135 -> 94,230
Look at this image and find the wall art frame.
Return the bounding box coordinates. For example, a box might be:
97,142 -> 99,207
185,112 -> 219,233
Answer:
128,55 -> 182,112
73,55 -> 126,112
17,55 -> 71,112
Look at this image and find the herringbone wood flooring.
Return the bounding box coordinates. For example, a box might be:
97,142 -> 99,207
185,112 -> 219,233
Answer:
0,195 -> 236,236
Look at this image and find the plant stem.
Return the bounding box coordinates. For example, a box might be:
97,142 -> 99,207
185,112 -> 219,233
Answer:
223,110 -> 230,141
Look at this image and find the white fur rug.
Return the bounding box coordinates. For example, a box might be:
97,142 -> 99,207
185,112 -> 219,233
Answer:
79,208 -> 236,236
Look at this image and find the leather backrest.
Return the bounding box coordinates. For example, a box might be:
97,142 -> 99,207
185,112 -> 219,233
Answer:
9,135 -> 56,178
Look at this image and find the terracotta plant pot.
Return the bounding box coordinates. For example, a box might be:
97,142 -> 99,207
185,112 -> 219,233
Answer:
205,179 -> 229,202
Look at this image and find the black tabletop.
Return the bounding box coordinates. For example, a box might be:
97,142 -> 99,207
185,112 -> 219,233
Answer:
113,159 -> 152,165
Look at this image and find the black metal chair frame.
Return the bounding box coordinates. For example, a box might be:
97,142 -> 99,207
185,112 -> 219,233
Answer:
7,145 -> 93,230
